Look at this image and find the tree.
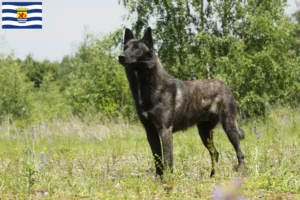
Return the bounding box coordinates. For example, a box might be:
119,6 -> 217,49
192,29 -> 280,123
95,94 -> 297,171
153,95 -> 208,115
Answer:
119,0 -> 300,117
65,31 -> 135,119
292,1 -> 300,56
20,54 -> 59,88
0,54 -> 33,121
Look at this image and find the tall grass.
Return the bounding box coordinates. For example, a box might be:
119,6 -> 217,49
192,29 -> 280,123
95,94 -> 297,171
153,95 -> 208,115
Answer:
0,108 -> 299,199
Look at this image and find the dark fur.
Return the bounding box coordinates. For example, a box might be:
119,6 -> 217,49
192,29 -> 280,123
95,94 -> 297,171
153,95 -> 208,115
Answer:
118,27 -> 245,178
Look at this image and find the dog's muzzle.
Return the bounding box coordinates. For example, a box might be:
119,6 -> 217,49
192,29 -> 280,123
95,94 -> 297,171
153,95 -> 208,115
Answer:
118,55 -> 125,64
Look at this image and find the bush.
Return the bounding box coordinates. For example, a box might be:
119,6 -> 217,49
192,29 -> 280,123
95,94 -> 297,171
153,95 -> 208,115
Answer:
0,54 -> 33,121
65,33 -> 135,120
29,73 -> 72,123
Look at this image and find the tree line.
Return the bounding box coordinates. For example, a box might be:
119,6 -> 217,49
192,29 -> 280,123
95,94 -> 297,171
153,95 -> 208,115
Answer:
0,0 -> 300,124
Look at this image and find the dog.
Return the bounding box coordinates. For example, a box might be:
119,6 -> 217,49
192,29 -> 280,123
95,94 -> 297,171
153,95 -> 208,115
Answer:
118,27 -> 245,178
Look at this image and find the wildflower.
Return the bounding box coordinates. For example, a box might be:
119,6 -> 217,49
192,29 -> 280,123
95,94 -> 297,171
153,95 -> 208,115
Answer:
212,178 -> 246,200
39,153 -> 47,171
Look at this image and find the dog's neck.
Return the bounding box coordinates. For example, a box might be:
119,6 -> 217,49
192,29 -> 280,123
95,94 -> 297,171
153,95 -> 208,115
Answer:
125,57 -> 169,111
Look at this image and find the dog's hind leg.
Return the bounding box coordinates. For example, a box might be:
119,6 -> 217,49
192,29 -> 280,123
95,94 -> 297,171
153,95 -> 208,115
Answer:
197,119 -> 219,177
221,113 -> 245,167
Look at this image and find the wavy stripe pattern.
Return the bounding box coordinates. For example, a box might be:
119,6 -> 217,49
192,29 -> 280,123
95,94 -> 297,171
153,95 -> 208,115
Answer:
2,9 -> 42,14
2,25 -> 42,29
2,2 -> 42,6
2,5 -> 42,10
2,2 -> 42,29
2,17 -> 42,21
2,21 -> 42,26
2,13 -> 43,18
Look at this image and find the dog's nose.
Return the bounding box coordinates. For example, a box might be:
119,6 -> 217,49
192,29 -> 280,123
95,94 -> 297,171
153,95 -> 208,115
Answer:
118,55 -> 125,63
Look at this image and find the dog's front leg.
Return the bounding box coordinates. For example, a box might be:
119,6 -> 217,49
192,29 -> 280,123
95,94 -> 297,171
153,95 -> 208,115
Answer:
146,105 -> 174,177
159,126 -> 173,173
145,127 -> 164,177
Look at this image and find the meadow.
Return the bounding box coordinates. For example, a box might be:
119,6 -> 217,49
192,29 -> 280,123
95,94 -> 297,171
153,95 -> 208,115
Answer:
0,0 -> 299,199
0,108 -> 299,199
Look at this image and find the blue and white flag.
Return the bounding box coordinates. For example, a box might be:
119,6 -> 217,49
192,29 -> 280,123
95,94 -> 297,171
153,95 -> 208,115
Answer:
2,2 -> 42,29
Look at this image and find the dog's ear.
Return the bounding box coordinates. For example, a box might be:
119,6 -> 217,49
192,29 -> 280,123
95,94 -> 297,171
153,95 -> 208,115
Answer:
142,27 -> 153,50
124,28 -> 134,48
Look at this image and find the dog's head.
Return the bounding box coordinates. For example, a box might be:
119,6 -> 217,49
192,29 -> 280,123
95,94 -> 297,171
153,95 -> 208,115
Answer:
118,27 -> 154,66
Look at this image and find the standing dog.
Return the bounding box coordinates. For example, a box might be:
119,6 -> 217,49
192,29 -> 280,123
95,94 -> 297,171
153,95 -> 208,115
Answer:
118,27 -> 245,178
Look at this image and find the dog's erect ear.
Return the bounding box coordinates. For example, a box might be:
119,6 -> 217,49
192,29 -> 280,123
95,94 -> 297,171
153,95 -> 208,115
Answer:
142,27 -> 153,50
124,28 -> 134,48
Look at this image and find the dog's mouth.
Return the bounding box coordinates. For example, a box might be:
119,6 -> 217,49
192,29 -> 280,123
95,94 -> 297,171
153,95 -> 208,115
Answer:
118,55 -> 126,64
118,55 -> 139,66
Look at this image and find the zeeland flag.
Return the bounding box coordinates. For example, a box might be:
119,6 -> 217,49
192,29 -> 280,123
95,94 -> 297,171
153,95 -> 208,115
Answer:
2,2 -> 42,29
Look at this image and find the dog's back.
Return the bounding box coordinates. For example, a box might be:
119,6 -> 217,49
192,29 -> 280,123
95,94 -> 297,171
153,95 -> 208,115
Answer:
171,79 -> 237,132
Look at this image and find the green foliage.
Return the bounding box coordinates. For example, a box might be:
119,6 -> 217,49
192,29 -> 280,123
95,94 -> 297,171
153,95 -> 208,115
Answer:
57,55 -> 73,91
0,54 -> 33,121
292,6 -> 300,56
30,73 -> 72,122
21,54 -> 59,88
0,54 -> 71,124
0,30 -> 136,123
65,31 -> 135,119
119,0 -> 300,117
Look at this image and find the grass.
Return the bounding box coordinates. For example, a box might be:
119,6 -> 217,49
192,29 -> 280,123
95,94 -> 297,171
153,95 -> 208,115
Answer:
0,108 -> 299,199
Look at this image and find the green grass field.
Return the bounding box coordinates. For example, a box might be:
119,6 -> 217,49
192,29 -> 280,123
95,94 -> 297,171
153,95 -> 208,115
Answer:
0,108 -> 299,199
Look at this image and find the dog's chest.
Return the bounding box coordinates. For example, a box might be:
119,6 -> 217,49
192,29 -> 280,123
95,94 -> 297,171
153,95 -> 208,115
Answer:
135,71 -> 154,106
135,71 -> 144,107
136,89 -> 155,120
135,74 -> 168,122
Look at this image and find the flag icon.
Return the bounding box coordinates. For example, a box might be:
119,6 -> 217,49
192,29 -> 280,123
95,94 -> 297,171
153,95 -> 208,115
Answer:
2,2 -> 42,29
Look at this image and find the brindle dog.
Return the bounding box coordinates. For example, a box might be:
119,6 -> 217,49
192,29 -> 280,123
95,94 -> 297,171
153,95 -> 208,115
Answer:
118,27 -> 245,178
